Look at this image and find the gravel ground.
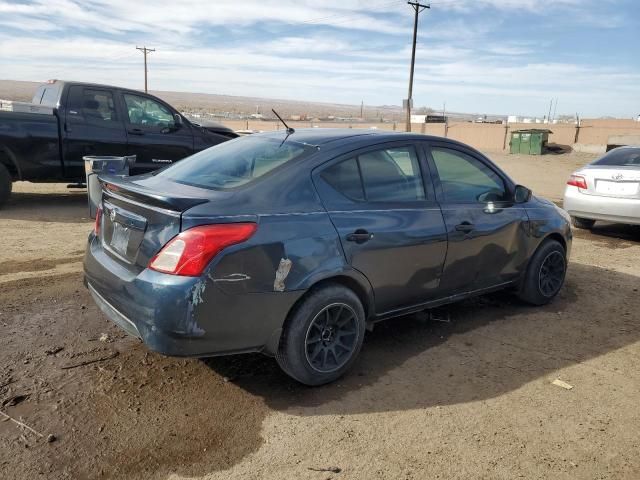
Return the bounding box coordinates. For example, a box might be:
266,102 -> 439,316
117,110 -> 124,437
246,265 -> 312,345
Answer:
0,151 -> 639,480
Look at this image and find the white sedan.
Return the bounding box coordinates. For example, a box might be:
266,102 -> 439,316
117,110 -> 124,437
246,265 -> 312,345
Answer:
564,146 -> 640,228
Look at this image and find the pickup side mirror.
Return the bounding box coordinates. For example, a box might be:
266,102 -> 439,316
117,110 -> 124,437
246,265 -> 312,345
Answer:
514,185 -> 532,203
161,114 -> 183,134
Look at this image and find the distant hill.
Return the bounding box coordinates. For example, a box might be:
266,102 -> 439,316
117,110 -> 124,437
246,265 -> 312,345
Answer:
0,79 -> 510,122
0,79 -> 405,121
0,79 -> 39,102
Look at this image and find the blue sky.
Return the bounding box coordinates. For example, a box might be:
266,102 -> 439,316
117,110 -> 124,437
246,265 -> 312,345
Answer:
0,0 -> 638,117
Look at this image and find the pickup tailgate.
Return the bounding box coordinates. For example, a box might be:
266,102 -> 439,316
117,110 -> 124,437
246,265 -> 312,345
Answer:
98,175 -> 210,270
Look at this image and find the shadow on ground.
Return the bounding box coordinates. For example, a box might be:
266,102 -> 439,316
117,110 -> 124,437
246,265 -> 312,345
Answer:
205,262 -> 639,415
573,222 -> 640,247
2,264 -> 638,480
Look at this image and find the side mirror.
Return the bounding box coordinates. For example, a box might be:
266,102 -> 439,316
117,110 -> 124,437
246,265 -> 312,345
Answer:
174,113 -> 183,127
514,185 -> 532,203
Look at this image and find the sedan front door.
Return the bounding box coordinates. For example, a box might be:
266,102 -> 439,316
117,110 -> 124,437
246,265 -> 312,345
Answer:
426,143 -> 530,294
314,142 -> 448,315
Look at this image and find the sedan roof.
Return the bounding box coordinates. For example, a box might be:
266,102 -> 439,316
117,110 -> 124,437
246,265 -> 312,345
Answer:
259,128 -> 415,146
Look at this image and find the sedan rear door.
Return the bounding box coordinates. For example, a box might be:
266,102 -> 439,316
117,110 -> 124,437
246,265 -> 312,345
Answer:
62,85 -> 128,179
313,142 -> 447,315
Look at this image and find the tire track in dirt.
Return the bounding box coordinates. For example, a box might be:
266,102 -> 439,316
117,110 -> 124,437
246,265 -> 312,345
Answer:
0,256 -> 84,276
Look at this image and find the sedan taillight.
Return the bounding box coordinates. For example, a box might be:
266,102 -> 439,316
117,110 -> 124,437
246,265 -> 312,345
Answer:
567,175 -> 587,189
94,206 -> 103,236
149,223 -> 257,277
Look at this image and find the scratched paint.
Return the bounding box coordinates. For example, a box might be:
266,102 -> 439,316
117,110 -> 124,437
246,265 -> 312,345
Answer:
210,273 -> 252,283
192,280 -> 207,305
273,258 -> 293,292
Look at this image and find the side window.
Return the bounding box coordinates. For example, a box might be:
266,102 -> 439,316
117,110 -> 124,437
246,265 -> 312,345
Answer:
431,147 -> 507,203
359,146 -> 425,202
123,94 -> 174,128
68,87 -> 118,123
321,157 -> 365,201
320,146 -> 426,203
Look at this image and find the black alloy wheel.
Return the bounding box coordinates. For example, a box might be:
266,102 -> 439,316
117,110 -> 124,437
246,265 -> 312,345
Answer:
276,284 -> 366,386
305,303 -> 359,373
538,251 -> 566,297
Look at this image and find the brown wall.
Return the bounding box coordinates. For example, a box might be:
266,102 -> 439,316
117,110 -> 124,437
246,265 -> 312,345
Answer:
216,118 -> 640,153
577,120 -> 640,145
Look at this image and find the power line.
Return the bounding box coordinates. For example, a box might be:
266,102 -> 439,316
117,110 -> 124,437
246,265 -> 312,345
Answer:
405,1 -> 430,132
136,46 -> 155,93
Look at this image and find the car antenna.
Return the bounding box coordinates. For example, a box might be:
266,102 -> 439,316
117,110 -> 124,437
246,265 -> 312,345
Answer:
272,109 -> 295,134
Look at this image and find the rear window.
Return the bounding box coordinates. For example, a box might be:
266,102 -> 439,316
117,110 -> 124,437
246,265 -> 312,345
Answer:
593,148 -> 640,167
157,136 -> 313,190
33,85 -> 62,107
32,86 -> 46,104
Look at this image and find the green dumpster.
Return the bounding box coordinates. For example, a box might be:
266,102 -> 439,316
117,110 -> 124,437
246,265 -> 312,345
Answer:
509,129 -> 552,155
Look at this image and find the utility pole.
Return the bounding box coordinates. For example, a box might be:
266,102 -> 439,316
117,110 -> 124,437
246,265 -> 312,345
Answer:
405,1 -> 430,132
136,46 -> 155,93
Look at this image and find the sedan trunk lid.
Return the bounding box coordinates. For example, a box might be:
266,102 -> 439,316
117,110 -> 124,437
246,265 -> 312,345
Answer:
98,175 -> 212,270
580,166 -> 640,199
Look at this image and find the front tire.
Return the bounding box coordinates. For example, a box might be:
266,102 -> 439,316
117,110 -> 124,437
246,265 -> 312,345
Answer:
571,216 -> 595,229
518,239 -> 567,306
0,163 -> 12,209
276,284 -> 366,386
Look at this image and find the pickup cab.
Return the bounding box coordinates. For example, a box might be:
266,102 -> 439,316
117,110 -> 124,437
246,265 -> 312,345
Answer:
0,80 -> 238,207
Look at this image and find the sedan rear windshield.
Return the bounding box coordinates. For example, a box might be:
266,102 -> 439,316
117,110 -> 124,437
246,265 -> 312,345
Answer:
593,148 -> 640,167
157,136 -> 313,190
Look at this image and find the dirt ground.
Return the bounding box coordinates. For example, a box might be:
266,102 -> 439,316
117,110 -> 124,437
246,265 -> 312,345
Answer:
1,151 -> 639,480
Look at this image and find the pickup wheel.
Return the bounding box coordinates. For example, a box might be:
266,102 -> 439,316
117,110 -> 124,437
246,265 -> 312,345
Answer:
0,163 -> 12,209
276,284 -> 366,386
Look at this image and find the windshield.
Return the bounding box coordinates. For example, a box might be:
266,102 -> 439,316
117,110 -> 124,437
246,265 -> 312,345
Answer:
592,148 -> 640,167
157,136 -> 313,190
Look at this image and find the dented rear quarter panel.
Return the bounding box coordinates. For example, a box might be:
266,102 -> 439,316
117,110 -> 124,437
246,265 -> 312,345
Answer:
176,157 -> 372,355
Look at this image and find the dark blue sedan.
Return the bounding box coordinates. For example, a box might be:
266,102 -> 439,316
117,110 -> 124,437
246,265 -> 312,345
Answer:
84,129 -> 572,385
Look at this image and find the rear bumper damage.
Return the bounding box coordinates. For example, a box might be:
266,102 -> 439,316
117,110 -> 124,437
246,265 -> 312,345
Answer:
83,233 -> 302,357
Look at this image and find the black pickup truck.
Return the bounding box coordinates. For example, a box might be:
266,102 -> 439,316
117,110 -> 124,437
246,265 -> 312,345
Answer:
0,80 -> 238,207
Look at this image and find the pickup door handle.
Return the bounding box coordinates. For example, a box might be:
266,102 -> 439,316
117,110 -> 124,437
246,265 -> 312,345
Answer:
128,128 -> 144,136
455,222 -> 475,233
346,229 -> 373,244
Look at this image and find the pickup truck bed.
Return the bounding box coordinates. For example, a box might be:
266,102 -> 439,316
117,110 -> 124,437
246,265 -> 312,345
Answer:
0,110 -> 64,181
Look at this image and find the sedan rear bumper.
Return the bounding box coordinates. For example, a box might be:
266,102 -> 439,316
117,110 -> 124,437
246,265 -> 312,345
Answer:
84,233 -> 302,357
88,282 -> 141,339
563,186 -> 640,225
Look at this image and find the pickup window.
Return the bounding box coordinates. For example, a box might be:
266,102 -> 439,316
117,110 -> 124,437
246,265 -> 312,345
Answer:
32,84 -> 63,107
68,86 -> 118,123
123,93 -> 174,128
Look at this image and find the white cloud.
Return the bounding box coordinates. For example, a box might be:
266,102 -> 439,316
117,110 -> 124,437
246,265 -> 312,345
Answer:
0,0 -> 636,117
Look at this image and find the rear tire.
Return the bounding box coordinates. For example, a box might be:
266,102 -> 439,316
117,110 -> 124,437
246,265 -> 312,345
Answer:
571,216 -> 595,229
0,163 -> 12,209
276,284 -> 366,386
518,239 -> 567,306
